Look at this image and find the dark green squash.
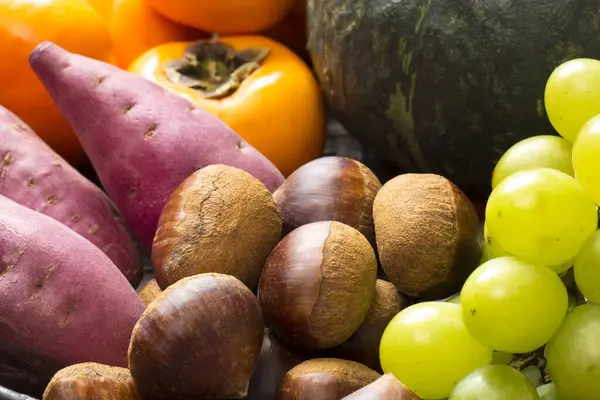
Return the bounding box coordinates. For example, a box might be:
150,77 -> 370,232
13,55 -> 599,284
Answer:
307,0 -> 600,197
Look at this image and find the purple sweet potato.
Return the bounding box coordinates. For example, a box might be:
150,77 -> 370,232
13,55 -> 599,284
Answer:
0,195 -> 145,397
28,41 -> 285,249
0,106 -> 142,286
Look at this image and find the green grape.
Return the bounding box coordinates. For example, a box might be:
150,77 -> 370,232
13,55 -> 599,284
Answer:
448,365 -> 539,400
461,256 -> 568,353
546,303 -> 600,400
486,168 -> 598,266
492,135 -> 574,189
483,222 -> 573,273
491,351 -> 514,365
573,115 -> 600,206
446,293 -> 461,304
574,230 -> 600,304
537,383 -> 560,400
544,58 -> 600,142
550,260 -> 574,275
379,302 -> 492,399
481,222 -> 511,263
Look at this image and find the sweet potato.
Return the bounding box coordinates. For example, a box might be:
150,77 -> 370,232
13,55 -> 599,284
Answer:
28,41 -> 285,249
0,195 -> 145,397
0,106 -> 142,286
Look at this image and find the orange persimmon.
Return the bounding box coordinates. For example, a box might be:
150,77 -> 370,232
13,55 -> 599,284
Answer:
109,0 -> 208,69
0,0 -> 113,164
129,36 -> 326,176
83,0 -> 114,20
145,0 -> 295,35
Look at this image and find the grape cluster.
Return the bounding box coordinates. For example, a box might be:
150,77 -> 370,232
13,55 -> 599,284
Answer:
379,58 -> 600,400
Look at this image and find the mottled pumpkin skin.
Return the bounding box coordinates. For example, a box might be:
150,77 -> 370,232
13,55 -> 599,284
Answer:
307,0 -> 600,197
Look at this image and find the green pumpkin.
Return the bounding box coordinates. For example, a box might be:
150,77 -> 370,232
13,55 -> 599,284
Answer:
307,0 -> 600,197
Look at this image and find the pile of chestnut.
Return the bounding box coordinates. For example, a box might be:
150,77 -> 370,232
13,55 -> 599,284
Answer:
45,156 -> 482,400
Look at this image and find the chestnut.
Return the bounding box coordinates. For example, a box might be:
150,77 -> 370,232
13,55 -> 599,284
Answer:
258,221 -> 378,350
322,279 -> 408,372
342,373 -> 421,400
128,273 -> 264,400
137,278 -> 161,307
278,358 -> 381,400
152,164 -> 282,290
246,330 -> 309,400
373,173 -> 482,300
273,156 -> 381,245
42,363 -> 138,400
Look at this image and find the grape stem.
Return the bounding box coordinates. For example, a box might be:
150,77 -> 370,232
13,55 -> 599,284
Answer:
509,348 -> 551,385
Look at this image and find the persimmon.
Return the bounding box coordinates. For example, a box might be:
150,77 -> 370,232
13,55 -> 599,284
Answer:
145,0 -> 295,35
109,0 -> 207,69
129,36 -> 326,176
0,0 -> 113,164
83,0 -> 114,20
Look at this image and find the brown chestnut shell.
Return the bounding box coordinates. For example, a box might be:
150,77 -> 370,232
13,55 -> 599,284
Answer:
137,279 -> 161,307
258,221 -> 378,350
42,362 -> 138,400
373,173 -> 482,300
341,373 -> 421,400
128,273 -> 264,400
273,156 -> 381,245
321,280 -> 408,372
278,358 -> 381,400
152,164 -> 282,290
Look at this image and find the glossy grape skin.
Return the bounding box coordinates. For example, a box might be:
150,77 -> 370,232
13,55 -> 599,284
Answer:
545,58 -> 600,142
491,135 -> 574,189
546,303 -> 600,400
445,293 -> 461,304
461,256 -> 568,353
379,302 -> 492,400
574,230 -> 600,304
491,351 -> 514,365
449,365 -> 539,400
549,261 -> 574,275
481,222 -> 510,263
442,290 -> 543,369
486,168 -> 598,266
482,222 -> 572,274
573,115 -> 600,206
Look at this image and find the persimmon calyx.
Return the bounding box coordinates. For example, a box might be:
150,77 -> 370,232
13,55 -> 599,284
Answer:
162,40 -> 271,99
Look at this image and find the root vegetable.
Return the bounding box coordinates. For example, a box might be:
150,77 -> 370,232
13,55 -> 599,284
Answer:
0,106 -> 141,285
28,41 -> 284,250
0,195 -> 144,396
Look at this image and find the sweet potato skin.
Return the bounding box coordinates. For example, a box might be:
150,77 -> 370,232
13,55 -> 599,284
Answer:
0,106 -> 142,285
28,41 -> 285,249
0,195 -> 145,396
